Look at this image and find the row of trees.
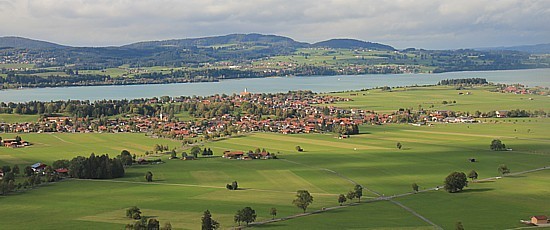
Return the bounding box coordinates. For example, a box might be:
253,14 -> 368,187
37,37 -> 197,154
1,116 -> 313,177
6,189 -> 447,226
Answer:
337,185 -> 363,205
125,206 -> 172,230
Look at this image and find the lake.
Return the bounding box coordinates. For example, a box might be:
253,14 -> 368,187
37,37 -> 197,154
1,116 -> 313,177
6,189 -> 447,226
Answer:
1,68 -> 549,102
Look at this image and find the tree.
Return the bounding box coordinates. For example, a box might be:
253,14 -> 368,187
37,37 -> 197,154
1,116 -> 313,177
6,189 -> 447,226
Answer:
12,164 -> 20,175
161,222 -> 172,230
1,165 -> 11,173
292,190 -> 314,213
234,209 -> 243,226
444,172 -> 468,193
498,164 -> 510,175
148,218 -> 160,230
24,166 -> 34,177
126,206 -> 142,220
346,190 -> 356,202
354,184 -> 363,202
396,142 -> 402,150
338,194 -> 347,205
295,145 -> 303,152
456,221 -> 465,230
412,183 -> 419,193
467,170 -> 478,181
241,207 -> 256,226
231,181 -> 238,190
269,207 -> 277,220
145,171 -> 153,182
190,146 -> 201,157
201,210 -> 219,230
490,139 -> 506,151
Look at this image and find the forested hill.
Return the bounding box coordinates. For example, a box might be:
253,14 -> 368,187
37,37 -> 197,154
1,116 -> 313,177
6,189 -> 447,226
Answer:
122,33 -> 309,49
313,39 -> 396,51
0,34 -> 548,90
0,36 -> 66,49
477,43 -> 550,54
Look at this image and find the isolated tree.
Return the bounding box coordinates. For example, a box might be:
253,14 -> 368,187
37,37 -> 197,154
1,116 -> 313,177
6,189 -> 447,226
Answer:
412,183 -> 419,193
231,181 -> 238,190
346,190 -> 356,202
444,172 -> 468,193
498,164 -> 510,175
201,210 -> 219,230
354,184 -> 363,202
269,208 -> 277,220
490,139 -> 506,151
145,171 -> 153,182
161,222 -> 172,230
467,170 -> 478,181
235,207 -> 256,226
456,221 -> 465,230
396,142 -> 402,150
293,190 -> 314,213
295,146 -> 303,152
126,206 -> 142,220
338,194 -> 347,205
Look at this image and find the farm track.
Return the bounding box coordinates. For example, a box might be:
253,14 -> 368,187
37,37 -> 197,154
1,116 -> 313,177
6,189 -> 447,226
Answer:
245,165 -> 550,229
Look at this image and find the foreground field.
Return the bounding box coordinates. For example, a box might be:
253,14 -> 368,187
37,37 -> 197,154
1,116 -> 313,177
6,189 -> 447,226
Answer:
0,120 -> 549,229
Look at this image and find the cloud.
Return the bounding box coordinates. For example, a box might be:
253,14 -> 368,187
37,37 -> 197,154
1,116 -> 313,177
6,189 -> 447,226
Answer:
0,0 -> 548,49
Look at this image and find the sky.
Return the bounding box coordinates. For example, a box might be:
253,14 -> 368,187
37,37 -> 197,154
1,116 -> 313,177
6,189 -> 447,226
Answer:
0,0 -> 548,49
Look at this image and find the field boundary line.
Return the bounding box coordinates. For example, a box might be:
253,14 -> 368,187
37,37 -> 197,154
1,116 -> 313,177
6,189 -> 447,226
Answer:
74,179 -> 341,196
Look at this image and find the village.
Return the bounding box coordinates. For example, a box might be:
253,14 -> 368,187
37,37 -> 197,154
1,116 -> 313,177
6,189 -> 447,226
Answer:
2,88 -> 526,140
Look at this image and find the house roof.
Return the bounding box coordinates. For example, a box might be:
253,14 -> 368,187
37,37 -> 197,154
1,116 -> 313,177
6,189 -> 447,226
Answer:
532,215 -> 548,220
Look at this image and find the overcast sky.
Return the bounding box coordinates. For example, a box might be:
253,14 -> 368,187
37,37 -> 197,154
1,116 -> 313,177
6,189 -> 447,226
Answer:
0,0 -> 548,49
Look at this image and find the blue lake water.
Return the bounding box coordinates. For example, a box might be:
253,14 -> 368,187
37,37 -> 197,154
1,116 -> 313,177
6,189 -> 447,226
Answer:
1,68 -> 549,102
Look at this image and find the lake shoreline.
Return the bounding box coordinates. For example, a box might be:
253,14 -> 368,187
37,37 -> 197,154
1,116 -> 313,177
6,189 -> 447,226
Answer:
2,68 -> 549,103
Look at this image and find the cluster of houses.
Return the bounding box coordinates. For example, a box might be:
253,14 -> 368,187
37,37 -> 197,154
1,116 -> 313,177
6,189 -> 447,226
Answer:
498,84 -> 549,96
1,137 -> 30,148
222,150 -> 275,160
6,89 -> 529,139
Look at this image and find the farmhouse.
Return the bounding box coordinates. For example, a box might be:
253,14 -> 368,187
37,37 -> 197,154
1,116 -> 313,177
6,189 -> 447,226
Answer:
2,138 -> 30,148
223,151 -> 245,159
531,216 -> 548,225
496,110 -> 508,118
31,162 -> 47,173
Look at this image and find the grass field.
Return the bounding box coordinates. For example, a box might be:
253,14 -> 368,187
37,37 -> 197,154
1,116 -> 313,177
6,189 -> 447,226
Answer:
0,114 -> 40,123
327,85 -> 550,113
0,118 -> 548,229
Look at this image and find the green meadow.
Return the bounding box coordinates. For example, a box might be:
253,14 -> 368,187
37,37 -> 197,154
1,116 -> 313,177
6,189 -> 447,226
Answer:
0,118 -> 548,229
328,85 -> 550,113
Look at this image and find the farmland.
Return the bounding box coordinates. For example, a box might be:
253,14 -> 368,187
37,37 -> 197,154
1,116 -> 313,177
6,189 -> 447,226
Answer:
0,118 -> 548,229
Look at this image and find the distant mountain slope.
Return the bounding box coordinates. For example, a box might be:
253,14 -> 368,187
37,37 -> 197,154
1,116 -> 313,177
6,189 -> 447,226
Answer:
477,43 -> 550,54
313,39 -> 395,51
0,36 -> 66,49
123,33 -> 309,49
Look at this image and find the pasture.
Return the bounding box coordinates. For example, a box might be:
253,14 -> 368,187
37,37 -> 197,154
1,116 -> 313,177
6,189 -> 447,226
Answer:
0,119 -> 549,229
327,85 -> 550,113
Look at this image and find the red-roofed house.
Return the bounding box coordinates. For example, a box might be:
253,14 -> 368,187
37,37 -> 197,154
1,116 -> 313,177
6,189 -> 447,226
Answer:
532,216 -> 548,225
